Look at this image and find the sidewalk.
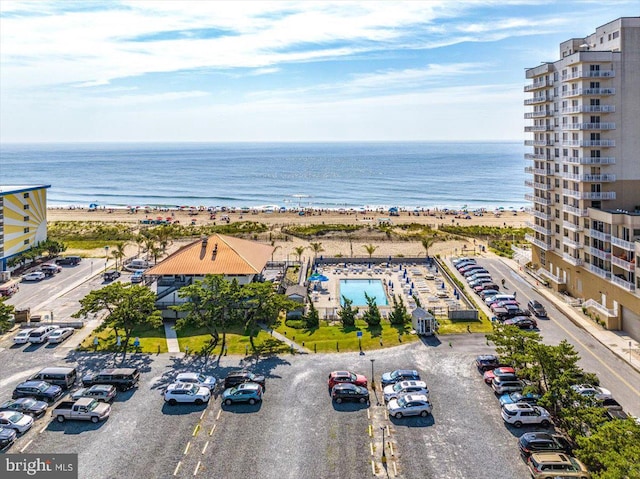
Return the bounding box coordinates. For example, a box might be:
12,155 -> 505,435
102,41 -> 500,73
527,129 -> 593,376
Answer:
257,323 -> 311,354
163,321 -> 181,353
500,257 -> 640,374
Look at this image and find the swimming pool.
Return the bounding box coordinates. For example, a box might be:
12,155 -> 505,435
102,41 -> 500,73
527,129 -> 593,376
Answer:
340,279 -> 389,306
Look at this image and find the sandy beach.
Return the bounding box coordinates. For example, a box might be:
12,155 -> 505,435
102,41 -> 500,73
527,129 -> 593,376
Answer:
48,206 -> 529,261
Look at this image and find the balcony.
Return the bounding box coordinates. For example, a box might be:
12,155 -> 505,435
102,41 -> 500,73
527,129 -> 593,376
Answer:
524,140 -> 555,146
525,125 -> 554,132
526,234 -> 554,251
611,237 -> 635,251
531,209 -> 552,221
562,190 -> 616,201
538,268 -> 565,284
562,205 -> 588,217
524,96 -> 553,105
561,88 -> 615,97
583,298 -> 616,317
524,153 -> 546,160
588,263 -> 611,279
524,166 -> 548,175
561,156 -> 615,165
524,79 -> 553,91
561,173 -> 616,182
589,229 -> 610,242
525,194 -> 551,206
561,70 -> 615,80
611,275 -> 636,292
563,252 -> 583,266
525,180 -> 553,191
526,222 -> 552,236
560,123 -> 616,130
563,220 -> 583,232
611,255 -> 635,272
564,237 -> 583,249
589,246 -> 611,261
524,111 -> 554,119
561,140 -> 615,147
561,105 -> 615,114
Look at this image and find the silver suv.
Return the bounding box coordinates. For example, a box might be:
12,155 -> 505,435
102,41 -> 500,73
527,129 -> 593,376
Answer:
383,380 -> 428,403
501,403 -> 551,428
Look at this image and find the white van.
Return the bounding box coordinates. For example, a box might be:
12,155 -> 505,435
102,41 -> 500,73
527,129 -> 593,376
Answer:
28,325 -> 59,344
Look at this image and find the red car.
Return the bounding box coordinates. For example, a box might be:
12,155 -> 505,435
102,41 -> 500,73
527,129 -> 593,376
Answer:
328,371 -> 368,389
483,367 -> 516,384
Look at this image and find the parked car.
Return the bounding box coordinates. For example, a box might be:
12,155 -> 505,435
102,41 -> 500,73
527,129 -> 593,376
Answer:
595,397 -> 624,410
47,327 -> 75,344
480,289 -> 500,300
380,369 -> 420,387
383,380 -> 428,403
503,317 -> 538,330
176,372 -> 217,390
40,264 -> 62,275
103,270 -> 121,282
475,355 -> 500,372
0,426 -> 17,451
52,398 -> 111,423
22,271 -> 46,282
387,394 -> 432,418
0,411 -> 34,434
501,403 -> 552,428
453,257 -> 475,266
71,385 -> 117,403
475,283 -> 499,294
82,368 -> 140,391
459,265 -> 485,274
224,370 -> 266,390
571,384 -> 612,400
331,383 -> 370,404
55,256 -> 81,266
498,391 -> 540,407
527,300 -> 547,317
130,271 -> 144,283
328,371 -> 367,389
164,383 -> 211,405
483,367 -> 516,384
12,381 -> 63,403
526,452 -> 591,478
463,268 -> 489,278
518,432 -> 573,458
468,278 -> 493,288
492,377 -> 526,395
13,328 -> 35,345
28,325 -> 59,344
222,383 -> 263,405
0,398 -> 48,419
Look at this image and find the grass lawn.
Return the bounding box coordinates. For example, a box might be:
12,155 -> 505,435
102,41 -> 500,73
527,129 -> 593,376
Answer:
79,324 -> 168,353
276,319 -> 419,353
175,324 -> 290,356
435,317 -> 493,334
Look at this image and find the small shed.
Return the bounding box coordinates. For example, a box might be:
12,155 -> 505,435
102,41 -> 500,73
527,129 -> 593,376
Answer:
286,285 -> 308,303
412,307 -> 437,336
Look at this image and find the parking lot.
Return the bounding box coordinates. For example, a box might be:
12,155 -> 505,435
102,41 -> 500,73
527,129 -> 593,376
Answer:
0,333 -> 531,479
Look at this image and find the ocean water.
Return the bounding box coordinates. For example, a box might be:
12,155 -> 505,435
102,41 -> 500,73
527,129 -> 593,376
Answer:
0,142 -> 527,210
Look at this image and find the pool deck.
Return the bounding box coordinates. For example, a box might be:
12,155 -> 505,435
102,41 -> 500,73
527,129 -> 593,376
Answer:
309,262 -> 465,319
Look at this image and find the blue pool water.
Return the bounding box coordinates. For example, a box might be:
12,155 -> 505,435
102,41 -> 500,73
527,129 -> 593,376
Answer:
340,279 -> 389,307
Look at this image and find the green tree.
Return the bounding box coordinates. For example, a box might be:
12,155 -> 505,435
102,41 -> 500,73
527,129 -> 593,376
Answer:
304,295 -> 320,329
338,296 -> 357,328
388,295 -> 410,326
575,418 -> 640,479
486,323 -> 541,377
420,235 -> 438,258
293,246 -> 306,262
0,298 -> 15,333
362,292 -> 381,327
111,242 -> 127,270
73,283 -> 162,363
309,242 -> 324,261
363,244 -> 378,258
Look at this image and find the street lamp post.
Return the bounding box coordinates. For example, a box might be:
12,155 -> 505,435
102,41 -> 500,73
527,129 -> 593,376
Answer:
380,426 -> 387,463
104,246 -> 109,272
370,358 -> 375,388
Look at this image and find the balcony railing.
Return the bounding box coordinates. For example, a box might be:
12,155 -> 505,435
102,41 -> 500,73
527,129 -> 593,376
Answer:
561,173 -> 616,182
524,166 -> 548,175
562,190 -> 616,200
526,222 -> 552,236
524,140 -> 555,146
538,268 -> 565,284
525,125 -> 554,132
525,180 -> 553,191
588,263 -> 611,279
562,204 -> 589,217
524,153 -> 546,160
526,234 -> 554,251
611,275 -> 636,292
531,210 -> 552,221
563,220 -> 582,232
524,96 -> 554,105
524,79 -> 553,91
564,237 -> 583,249
524,111 -> 554,119
563,252 -> 583,266
611,256 -> 635,272
589,246 -> 611,261
561,140 -> 615,147
561,88 -> 615,97
589,229 -> 610,242
560,123 -> 616,130
561,105 -> 615,114
525,194 -> 551,206
561,70 -> 615,80
611,237 -> 635,251
583,298 -> 616,317
561,156 -> 615,165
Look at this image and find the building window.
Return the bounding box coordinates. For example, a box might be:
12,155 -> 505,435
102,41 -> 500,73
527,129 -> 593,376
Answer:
24,227 -> 30,233
24,204 -> 30,210
612,31 -> 619,39
24,216 -> 30,222
23,192 -> 30,198
24,239 -> 30,245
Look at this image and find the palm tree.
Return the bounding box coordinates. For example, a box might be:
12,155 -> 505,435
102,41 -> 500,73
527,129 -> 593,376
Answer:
112,242 -> 127,270
363,244 -> 378,258
309,242 -> 324,261
293,246 -> 307,262
134,234 -> 145,256
421,235 -> 438,258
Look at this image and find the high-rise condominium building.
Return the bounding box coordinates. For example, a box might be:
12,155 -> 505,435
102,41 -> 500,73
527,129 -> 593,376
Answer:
524,17 -> 640,341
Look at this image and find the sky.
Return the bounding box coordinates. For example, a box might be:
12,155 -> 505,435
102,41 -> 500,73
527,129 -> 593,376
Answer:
0,1 -> 638,143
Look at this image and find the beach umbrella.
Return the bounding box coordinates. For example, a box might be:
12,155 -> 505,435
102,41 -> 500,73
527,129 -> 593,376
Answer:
308,273 -> 329,282
441,282 -> 445,289
411,282 -> 414,288
406,277 -> 410,284
89,203 -> 98,209
409,289 -> 413,296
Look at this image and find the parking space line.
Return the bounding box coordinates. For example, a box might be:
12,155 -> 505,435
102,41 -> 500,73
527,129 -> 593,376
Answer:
20,440 -> 33,453
388,442 -> 394,456
393,461 -> 398,476
385,425 -> 390,436
209,424 -> 216,436
371,459 -> 375,475
216,409 -> 221,421
201,441 -> 209,455
184,441 -> 191,455
193,461 -> 201,476
369,442 -> 374,456
200,410 -> 206,420
192,424 -> 200,437
367,409 -> 370,419
368,424 -> 373,437
39,424 -> 48,434
173,461 -> 182,476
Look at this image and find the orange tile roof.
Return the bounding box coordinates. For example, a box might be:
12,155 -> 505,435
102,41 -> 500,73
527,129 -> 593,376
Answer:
146,234 -> 274,276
